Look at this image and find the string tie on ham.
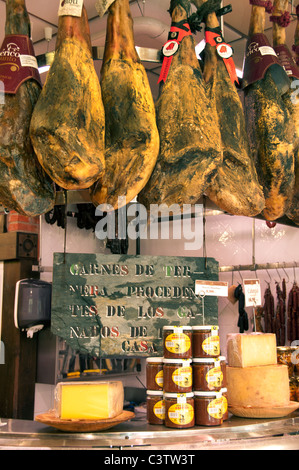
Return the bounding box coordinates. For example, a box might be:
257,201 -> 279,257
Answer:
205,26 -> 239,84
188,0 -> 222,33
158,20 -> 192,83
249,0 -> 274,14
168,0 -> 191,16
270,11 -> 291,27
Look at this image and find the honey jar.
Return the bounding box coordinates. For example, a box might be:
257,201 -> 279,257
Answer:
192,326 -> 220,358
277,347 -> 295,377
220,387 -> 228,421
146,357 -> 164,391
163,326 -> 192,359
163,358 -> 192,393
164,392 -> 195,429
146,390 -> 165,425
194,390 -> 223,426
219,356 -> 227,387
193,357 -> 223,392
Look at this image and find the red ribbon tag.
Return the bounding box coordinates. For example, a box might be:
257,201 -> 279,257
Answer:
0,34 -> 42,94
205,30 -> 239,85
158,23 -> 192,84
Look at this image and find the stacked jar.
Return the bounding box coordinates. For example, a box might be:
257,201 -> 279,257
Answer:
192,326 -> 228,426
277,346 -> 299,402
162,326 -> 194,429
146,324 -> 228,428
146,357 -> 165,425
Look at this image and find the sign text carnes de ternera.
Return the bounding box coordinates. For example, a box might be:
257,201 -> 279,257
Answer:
51,253 -> 219,357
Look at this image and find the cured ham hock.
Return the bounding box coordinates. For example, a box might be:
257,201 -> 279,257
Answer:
284,2 -> 299,225
243,1 -> 295,221
139,0 -> 222,209
0,0 -> 55,216
90,0 -> 159,210
194,0 -> 265,216
30,3 -> 105,190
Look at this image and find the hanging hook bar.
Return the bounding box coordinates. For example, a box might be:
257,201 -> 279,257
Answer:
275,267 -> 282,283
219,261 -> 299,273
282,262 -> 290,283
266,266 -> 272,283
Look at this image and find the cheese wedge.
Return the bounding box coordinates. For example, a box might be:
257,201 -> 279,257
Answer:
55,381 -> 124,420
227,364 -> 290,408
227,333 -> 277,367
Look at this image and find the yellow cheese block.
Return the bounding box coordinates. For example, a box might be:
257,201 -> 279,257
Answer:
55,381 -> 124,420
227,333 -> 277,367
227,365 -> 290,408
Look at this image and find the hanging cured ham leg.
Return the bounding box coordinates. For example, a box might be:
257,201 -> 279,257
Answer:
139,0 -> 222,209
90,0 -> 159,210
284,4 -> 299,225
0,0 -> 55,216
243,0 -> 295,221
194,0 -> 265,216
30,2 -> 105,190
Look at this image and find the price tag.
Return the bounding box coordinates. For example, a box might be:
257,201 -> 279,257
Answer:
195,280 -> 228,297
20,55 -> 38,69
243,279 -> 262,307
58,0 -> 84,17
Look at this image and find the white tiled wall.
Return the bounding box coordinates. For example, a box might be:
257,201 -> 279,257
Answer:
139,213 -> 299,355
34,210 -> 299,416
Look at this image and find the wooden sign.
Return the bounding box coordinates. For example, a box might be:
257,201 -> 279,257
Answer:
51,253 -> 219,357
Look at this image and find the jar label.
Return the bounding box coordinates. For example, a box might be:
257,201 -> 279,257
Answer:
222,396 -> 228,414
206,366 -> 223,389
172,366 -> 192,388
155,370 -> 164,387
202,335 -> 220,355
165,333 -> 191,354
168,403 -> 194,425
153,400 -> 165,420
207,398 -> 223,420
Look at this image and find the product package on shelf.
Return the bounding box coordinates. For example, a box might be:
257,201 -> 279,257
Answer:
226,333 -> 299,418
227,333 -> 277,367
146,323 -> 228,427
54,381 -> 124,420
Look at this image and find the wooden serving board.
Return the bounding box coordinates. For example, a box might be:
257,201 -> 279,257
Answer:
229,401 -> 299,419
35,409 -> 135,432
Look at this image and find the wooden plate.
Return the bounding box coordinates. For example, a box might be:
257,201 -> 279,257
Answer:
35,409 -> 135,432
229,401 -> 299,419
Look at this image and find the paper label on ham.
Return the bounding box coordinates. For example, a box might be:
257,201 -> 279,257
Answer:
242,33 -> 284,88
58,0 -> 83,17
158,23 -> 192,84
95,0 -> 115,18
0,35 -> 42,94
274,44 -> 299,80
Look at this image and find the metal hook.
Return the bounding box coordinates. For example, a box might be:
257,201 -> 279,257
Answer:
275,267 -> 282,283
266,264 -> 272,283
282,263 -> 290,283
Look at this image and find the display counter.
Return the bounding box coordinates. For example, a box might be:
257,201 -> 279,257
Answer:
1,413 -> 299,450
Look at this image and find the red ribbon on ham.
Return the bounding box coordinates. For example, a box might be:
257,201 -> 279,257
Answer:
158,23 -> 192,84
205,30 -> 239,85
